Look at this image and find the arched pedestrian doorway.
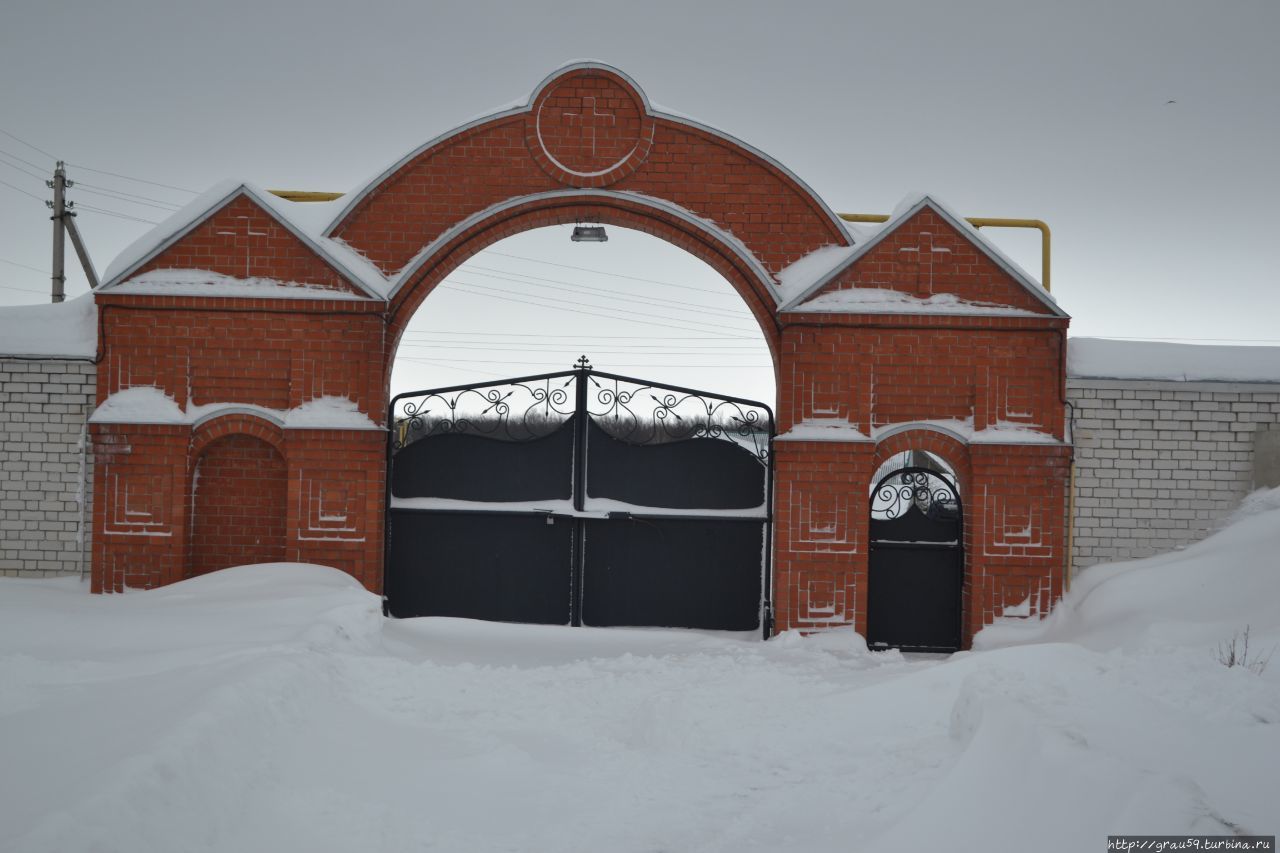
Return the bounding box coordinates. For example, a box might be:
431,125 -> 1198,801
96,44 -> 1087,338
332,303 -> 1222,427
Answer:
866,462 -> 963,652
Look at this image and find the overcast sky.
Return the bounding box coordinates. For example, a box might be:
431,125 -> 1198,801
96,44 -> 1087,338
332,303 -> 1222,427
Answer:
2,0 -> 1277,404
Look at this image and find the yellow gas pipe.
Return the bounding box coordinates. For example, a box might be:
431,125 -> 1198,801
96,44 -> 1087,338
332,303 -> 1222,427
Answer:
264,192 -> 1052,292
838,213 -> 1051,292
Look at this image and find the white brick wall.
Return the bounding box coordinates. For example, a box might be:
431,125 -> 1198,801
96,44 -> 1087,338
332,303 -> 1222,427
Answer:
1067,378 -> 1280,573
0,358 -> 96,578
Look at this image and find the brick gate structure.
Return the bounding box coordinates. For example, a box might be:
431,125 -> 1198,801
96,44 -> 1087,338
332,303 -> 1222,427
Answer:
88,62 -> 1071,646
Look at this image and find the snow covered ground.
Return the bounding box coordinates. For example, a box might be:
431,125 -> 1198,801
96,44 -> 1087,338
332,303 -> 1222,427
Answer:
3,492 -> 1279,852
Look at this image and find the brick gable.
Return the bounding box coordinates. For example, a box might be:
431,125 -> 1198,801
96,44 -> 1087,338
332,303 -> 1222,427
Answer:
131,194 -> 365,297
801,206 -> 1056,315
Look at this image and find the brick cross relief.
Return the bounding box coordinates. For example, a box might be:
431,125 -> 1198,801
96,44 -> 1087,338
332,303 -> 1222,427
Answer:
896,231 -> 952,298
217,215 -> 269,279
563,96 -> 615,158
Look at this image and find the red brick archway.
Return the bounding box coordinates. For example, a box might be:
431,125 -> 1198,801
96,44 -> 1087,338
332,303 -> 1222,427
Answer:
380,195 -> 785,381
90,61 -> 1072,646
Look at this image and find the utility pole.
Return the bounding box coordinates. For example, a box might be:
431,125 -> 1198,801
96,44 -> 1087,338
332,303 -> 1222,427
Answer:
45,161 -> 99,301
48,161 -> 67,303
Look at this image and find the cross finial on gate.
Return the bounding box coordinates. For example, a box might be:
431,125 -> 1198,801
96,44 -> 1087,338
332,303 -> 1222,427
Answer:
575,355 -> 592,370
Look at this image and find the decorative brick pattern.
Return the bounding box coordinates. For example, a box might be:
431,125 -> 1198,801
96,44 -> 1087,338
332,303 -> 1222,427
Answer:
0,358 -> 95,577
1067,378 -> 1280,572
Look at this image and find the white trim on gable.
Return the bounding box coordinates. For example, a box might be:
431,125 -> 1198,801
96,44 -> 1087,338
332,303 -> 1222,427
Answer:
777,195 -> 1067,318
99,184 -> 382,300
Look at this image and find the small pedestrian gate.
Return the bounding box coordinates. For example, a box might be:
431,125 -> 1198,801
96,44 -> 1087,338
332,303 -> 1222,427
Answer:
866,467 -> 963,652
384,362 -> 774,634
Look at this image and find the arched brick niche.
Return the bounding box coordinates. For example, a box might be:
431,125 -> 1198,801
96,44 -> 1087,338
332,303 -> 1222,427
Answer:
188,432 -> 287,578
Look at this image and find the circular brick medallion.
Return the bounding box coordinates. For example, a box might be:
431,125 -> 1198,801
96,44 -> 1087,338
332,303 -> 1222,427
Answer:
527,69 -> 654,187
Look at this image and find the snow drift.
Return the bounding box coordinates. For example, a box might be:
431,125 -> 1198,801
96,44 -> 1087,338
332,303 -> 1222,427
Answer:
2,494 -> 1278,852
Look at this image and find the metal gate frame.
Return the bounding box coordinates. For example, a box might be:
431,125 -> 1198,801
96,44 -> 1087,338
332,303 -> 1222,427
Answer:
383,360 -> 777,636
867,466 -> 964,652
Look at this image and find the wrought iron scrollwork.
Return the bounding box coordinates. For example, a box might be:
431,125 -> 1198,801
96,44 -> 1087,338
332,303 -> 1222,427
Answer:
870,467 -> 960,522
393,373 -> 577,449
391,366 -> 774,464
583,373 -> 771,465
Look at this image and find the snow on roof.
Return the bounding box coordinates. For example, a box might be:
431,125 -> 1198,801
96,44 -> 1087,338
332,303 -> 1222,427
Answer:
776,416 -> 1064,446
88,387 -> 382,430
1068,338 -> 1280,383
99,182 -> 389,300
113,270 -> 369,301
777,193 -> 1066,318
776,245 -> 861,305
0,293 -> 97,359
790,287 -> 1044,317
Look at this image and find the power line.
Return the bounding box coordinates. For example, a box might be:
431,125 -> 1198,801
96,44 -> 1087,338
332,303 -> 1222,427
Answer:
0,151 -> 49,181
74,203 -> 159,225
485,249 -> 729,293
391,357 -> 511,380
0,178 -> 45,202
444,280 -> 757,335
72,185 -> 181,212
458,263 -> 749,313
466,258 -> 725,295
0,281 -> 50,294
439,285 -> 756,338
0,256 -> 50,275
74,180 -> 185,208
403,331 -> 758,341
0,128 -> 55,161
449,271 -> 751,321
65,162 -> 196,194
444,276 -> 756,331
398,342 -> 763,354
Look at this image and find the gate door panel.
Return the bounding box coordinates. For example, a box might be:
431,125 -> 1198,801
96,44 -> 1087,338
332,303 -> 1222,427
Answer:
580,518 -> 764,630
385,511 -> 573,624
385,365 -> 774,634
867,468 -> 962,652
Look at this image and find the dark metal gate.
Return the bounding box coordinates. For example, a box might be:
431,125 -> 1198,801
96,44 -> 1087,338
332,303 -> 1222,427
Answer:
866,467 -> 963,652
384,360 -> 774,635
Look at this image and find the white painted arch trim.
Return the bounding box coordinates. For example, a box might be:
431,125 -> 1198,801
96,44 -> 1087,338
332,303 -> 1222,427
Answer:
874,421 -> 973,447
875,420 -> 1068,447
323,60 -> 853,247
190,406 -> 288,432
383,188 -> 783,306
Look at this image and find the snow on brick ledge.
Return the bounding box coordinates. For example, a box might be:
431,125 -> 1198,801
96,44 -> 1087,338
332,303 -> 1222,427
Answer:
790,288 -> 1041,316
89,387 -> 381,430
1068,338 -> 1280,383
0,293 -> 97,358
113,269 -> 367,301
776,417 -> 1063,445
